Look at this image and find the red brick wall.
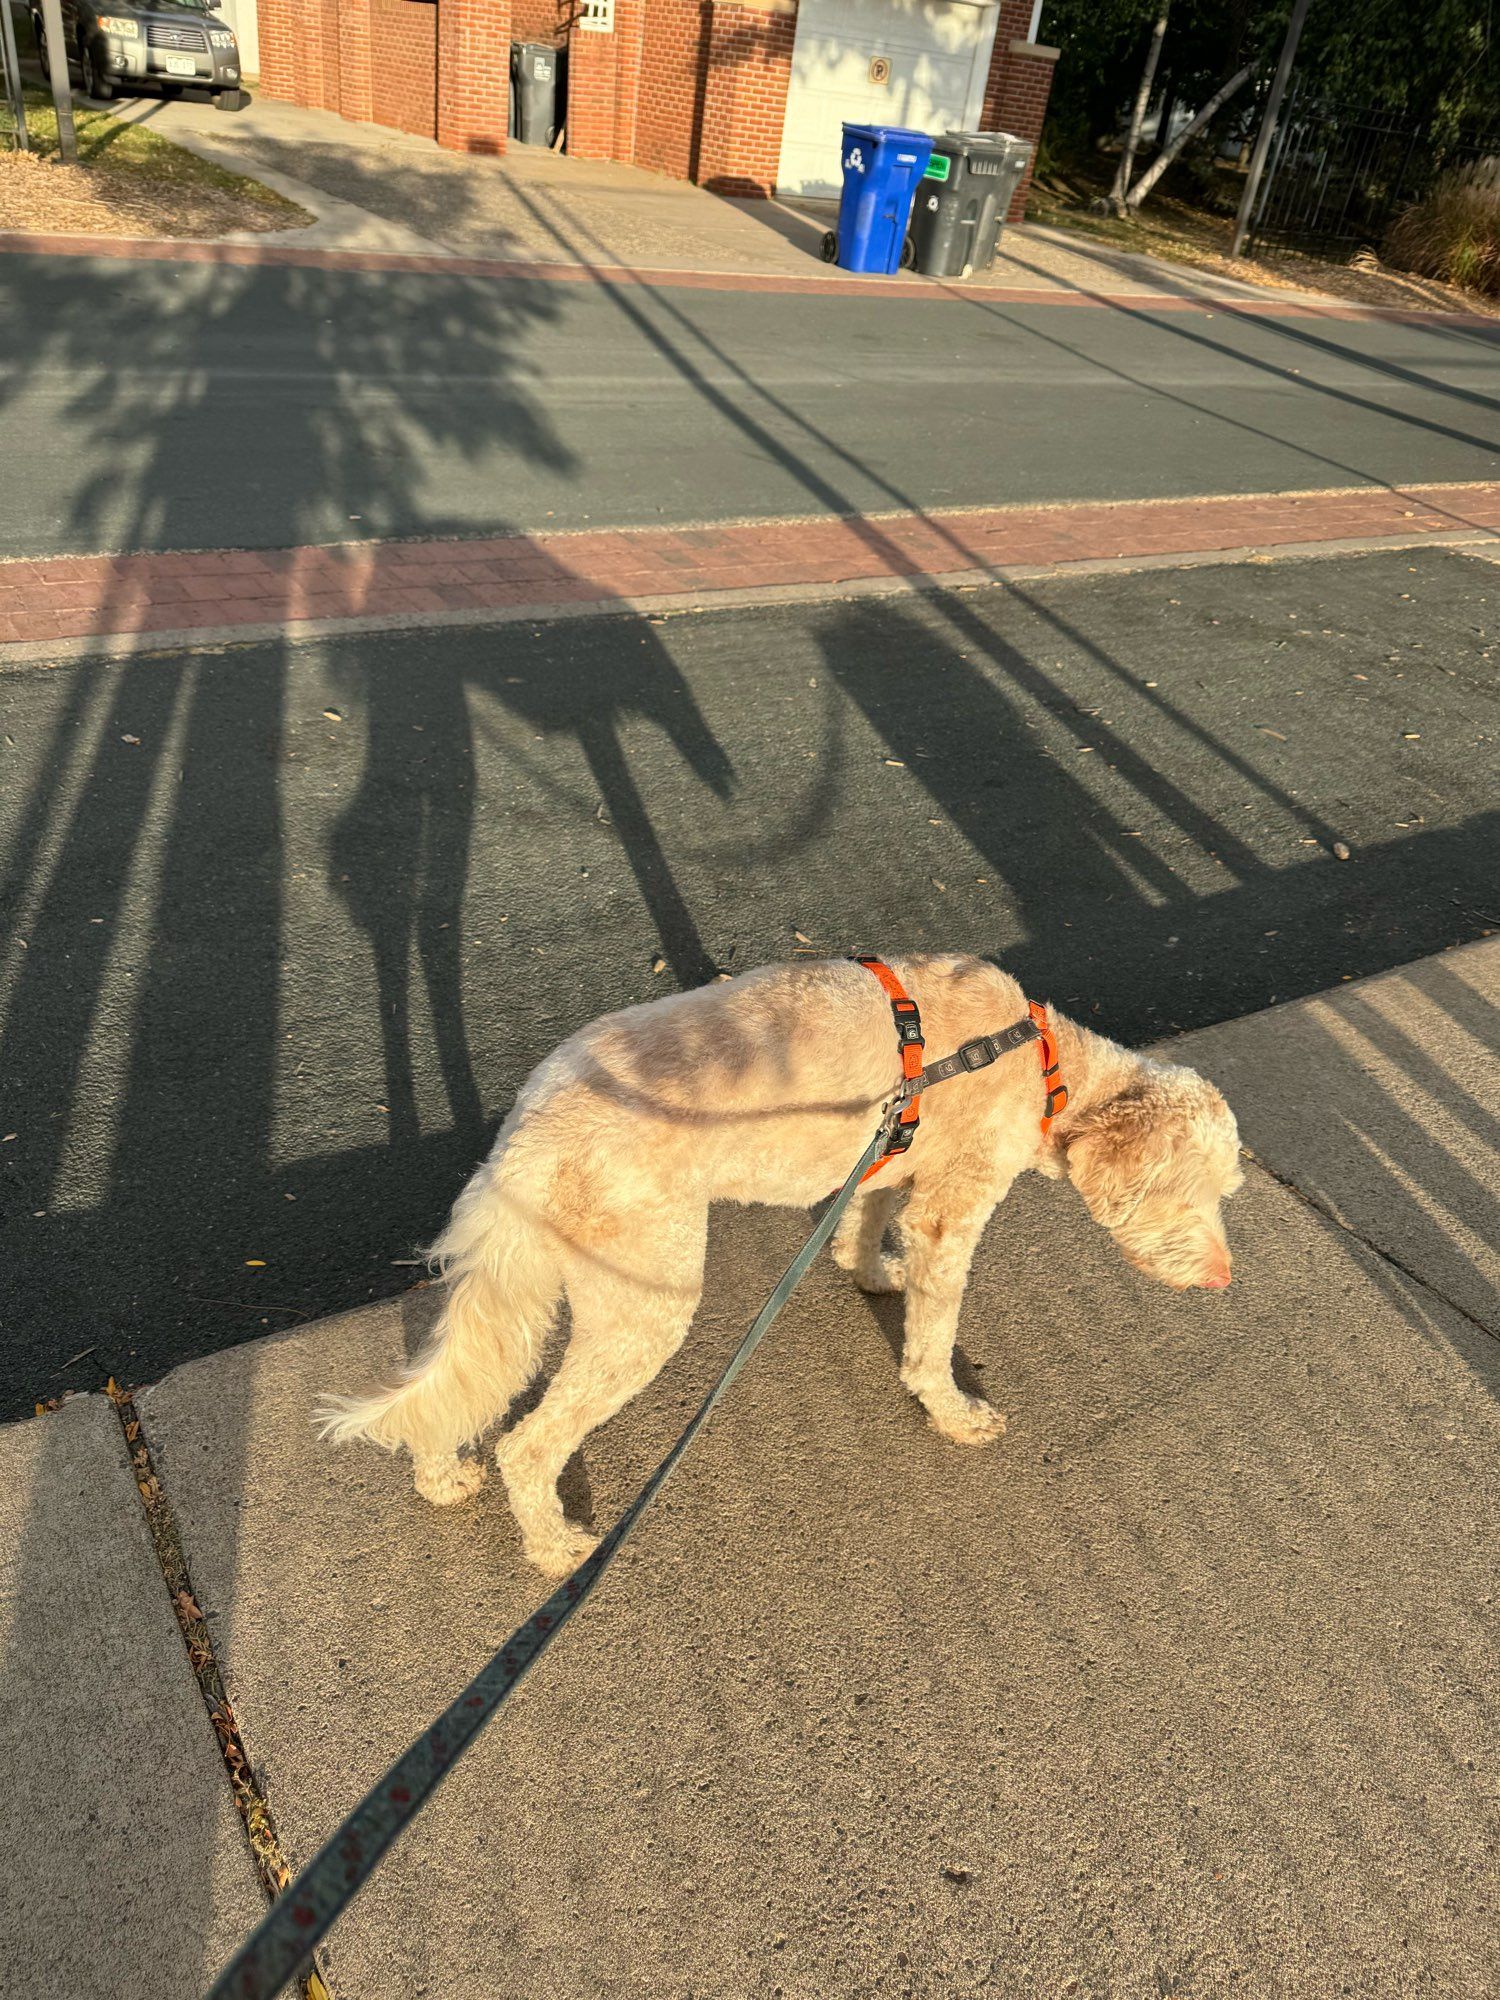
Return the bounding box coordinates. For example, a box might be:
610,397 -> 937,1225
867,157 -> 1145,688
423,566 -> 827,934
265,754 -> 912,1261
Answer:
257,0 -> 295,100
981,1 -> 1059,221
694,0 -> 795,196
511,0 -> 564,40
369,0 -> 437,138
320,0 -> 344,111
634,0 -> 712,182
341,0 -> 375,125
572,0 -> 791,193
561,23 -> 613,160
259,0 -> 510,153
253,0 -> 1048,199
437,0 -> 511,151
566,0 -> 648,162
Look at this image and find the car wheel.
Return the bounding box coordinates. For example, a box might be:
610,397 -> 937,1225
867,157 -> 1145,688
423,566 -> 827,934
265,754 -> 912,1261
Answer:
820,230 -> 838,263
213,88 -> 242,112
80,37 -> 115,101
30,11 -> 46,64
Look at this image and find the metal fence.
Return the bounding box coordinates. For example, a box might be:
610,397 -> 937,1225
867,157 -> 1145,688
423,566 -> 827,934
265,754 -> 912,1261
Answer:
1249,100 -> 1500,257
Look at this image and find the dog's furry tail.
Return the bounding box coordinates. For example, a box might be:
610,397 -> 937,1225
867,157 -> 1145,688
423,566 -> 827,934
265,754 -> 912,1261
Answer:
314,1159 -> 559,1460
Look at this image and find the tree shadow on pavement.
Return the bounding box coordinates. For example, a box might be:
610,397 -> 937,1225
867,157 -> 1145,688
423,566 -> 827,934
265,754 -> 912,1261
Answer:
0,231 -> 750,1982
1184,947 -> 1500,1342
989,244 -> 1500,497
2,194 -> 1497,1994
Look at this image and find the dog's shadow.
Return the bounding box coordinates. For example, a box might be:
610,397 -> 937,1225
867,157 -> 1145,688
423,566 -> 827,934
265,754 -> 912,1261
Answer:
394,1266 -> 976,1542
398,1284 -> 596,1529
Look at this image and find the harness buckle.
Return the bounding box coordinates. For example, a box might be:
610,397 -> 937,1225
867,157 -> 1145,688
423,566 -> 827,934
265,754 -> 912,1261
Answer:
891,1000 -> 923,1045
884,1116 -> 919,1155
956,1036 -> 997,1073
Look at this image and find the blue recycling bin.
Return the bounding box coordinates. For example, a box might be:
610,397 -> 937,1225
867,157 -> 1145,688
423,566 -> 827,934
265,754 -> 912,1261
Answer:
831,123 -> 935,275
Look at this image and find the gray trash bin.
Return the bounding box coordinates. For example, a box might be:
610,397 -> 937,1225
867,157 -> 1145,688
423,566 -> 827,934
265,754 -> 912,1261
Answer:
511,41 -> 563,148
909,131 -> 1031,279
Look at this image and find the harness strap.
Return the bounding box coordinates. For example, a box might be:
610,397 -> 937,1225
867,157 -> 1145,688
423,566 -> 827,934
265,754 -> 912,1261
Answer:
918,1017 -> 1040,1088
850,953 -> 925,1181
1029,998 -> 1070,1133
853,957 -> 1069,1157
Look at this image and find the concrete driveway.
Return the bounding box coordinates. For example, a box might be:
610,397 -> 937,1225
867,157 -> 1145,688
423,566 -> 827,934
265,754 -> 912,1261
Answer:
108,87 -> 1283,299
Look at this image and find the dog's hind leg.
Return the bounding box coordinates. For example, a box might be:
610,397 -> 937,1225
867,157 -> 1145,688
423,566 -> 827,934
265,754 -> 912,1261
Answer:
316,1174 -> 560,1507
496,1205 -> 707,1576
831,1182 -> 907,1293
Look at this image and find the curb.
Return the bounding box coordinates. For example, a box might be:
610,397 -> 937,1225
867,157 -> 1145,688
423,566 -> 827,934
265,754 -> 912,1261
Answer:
6,227 -> 1500,324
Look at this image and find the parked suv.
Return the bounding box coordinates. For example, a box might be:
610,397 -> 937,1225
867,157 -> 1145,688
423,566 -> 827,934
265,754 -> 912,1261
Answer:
32,0 -> 242,108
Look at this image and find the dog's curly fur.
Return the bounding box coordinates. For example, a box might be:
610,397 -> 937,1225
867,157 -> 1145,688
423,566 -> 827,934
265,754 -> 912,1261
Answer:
317,955 -> 1242,1575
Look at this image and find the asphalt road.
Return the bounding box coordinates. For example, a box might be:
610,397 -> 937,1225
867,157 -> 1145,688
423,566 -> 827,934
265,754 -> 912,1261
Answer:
2,544 -> 1496,1413
2,252 -> 1499,557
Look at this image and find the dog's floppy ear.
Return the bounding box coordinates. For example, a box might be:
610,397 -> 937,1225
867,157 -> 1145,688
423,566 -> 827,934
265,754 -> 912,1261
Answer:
1061,1086 -> 1178,1227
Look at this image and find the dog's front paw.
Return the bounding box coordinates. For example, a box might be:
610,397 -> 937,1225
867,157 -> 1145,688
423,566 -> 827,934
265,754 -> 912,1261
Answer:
855,1254 -> 906,1295
414,1455 -> 487,1506
525,1522 -> 600,1578
920,1390 -> 1007,1447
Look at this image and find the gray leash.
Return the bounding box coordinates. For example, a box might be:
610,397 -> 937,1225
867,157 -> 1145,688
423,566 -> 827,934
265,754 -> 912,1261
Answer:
204,1109 -> 899,2000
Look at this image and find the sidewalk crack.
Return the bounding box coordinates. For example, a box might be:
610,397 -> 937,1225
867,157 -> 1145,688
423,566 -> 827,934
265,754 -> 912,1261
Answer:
105,1379 -> 336,2000
1244,1151 -> 1500,1348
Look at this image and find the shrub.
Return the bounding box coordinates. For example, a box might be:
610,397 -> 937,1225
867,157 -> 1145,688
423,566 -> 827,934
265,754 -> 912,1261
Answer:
1384,159 -> 1500,294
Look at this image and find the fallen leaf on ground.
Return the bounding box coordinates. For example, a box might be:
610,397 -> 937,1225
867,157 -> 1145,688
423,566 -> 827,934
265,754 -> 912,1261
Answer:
175,1590 -> 203,1623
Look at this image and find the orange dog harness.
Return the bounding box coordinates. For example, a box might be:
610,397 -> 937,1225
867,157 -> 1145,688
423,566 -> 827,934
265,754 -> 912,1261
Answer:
853,954 -> 1069,1181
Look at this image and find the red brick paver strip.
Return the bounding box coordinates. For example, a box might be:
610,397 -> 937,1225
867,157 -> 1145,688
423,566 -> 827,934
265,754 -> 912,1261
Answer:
2,483 -> 1497,654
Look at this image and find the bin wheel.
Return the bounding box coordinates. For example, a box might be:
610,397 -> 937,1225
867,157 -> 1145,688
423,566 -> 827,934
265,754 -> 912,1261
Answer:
900,234 -> 916,271
820,230 -> 838,264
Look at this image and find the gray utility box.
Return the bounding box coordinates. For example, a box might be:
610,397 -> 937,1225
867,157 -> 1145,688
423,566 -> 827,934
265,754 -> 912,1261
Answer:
909,132 -> 1032,279
511,41 -> 564,147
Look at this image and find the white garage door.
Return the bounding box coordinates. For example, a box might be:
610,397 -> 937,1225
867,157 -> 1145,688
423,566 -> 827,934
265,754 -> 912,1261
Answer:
776,0 -> 999,198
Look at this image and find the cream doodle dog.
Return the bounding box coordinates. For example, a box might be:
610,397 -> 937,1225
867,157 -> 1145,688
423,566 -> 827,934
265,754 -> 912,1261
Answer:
319,954 -> 1241,1575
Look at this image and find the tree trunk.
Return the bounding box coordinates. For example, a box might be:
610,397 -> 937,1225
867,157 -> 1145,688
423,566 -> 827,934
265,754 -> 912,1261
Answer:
1125,64 -> 1254,211
1110,1 -> 1171,215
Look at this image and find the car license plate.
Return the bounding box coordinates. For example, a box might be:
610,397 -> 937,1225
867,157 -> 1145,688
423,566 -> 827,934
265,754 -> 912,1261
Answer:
164,53 -> 198,75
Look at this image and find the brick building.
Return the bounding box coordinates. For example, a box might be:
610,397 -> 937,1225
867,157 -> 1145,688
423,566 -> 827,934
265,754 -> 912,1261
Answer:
256,0 -> 1057,220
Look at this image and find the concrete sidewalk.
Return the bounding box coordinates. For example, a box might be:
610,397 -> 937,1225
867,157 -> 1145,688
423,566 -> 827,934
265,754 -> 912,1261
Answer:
111,89 -> 1297,302
3,940 -> 1497,1998
0,1397 -> 265,1996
